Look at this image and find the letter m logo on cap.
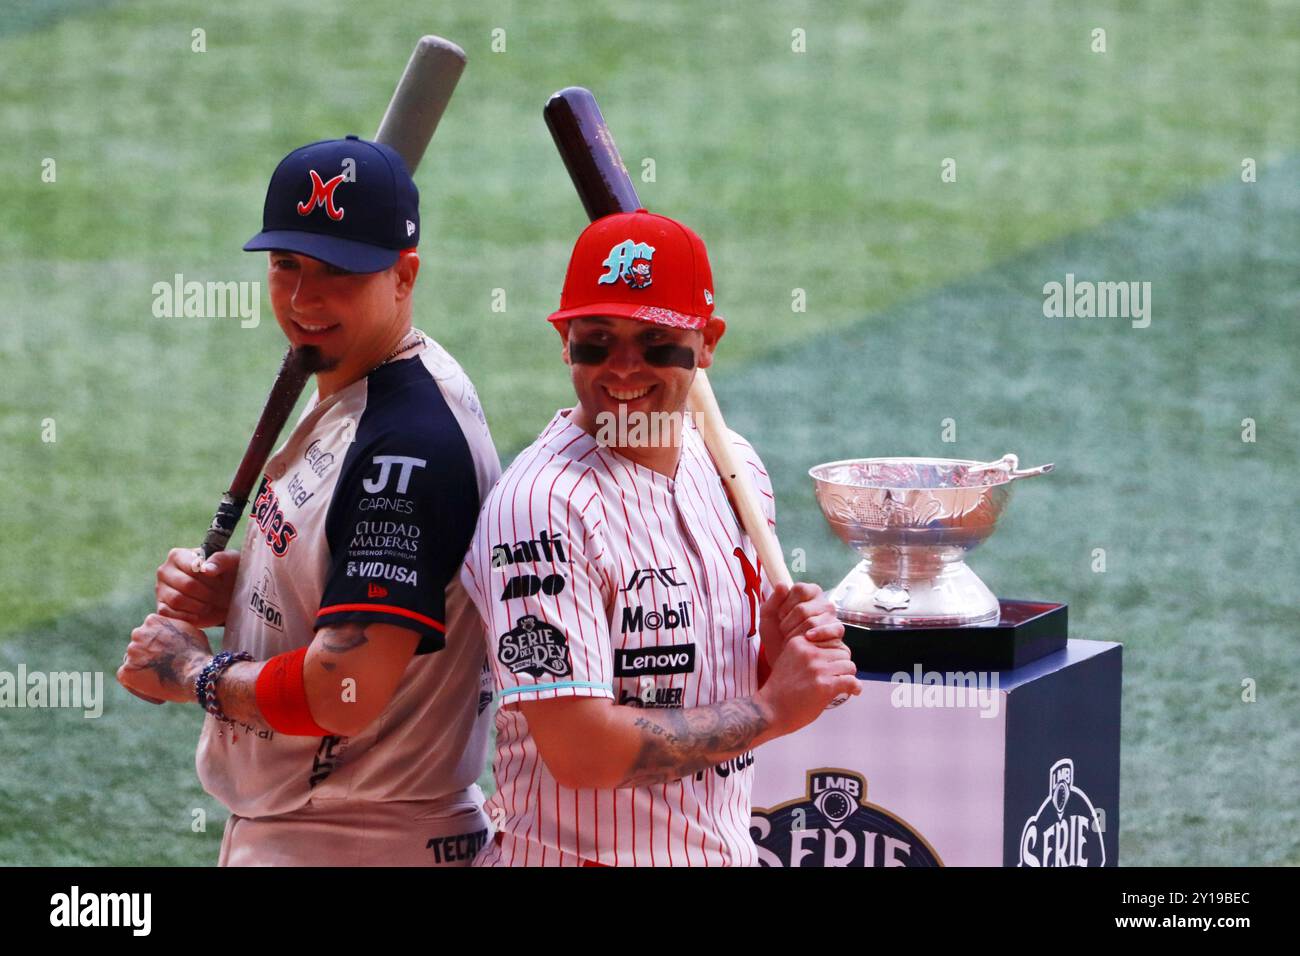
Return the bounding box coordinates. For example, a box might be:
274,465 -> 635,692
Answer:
298,169 -> 346,221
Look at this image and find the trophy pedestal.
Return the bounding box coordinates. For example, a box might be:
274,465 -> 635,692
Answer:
751,633 -> 1122,867
842,599 -> 1068,672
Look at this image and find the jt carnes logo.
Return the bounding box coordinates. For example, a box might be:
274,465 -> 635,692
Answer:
1019,757 -> 1106,867
599,239 -> 654,289
751,769 -> 942,867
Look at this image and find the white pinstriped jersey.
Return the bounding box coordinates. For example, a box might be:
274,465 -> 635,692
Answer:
461,408 -> 777,866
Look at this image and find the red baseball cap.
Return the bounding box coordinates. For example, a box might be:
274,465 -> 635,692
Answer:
547,209 -> 718,331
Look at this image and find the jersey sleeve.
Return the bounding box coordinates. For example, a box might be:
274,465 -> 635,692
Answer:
316,423 -> 481,655
460,465 -> 615,705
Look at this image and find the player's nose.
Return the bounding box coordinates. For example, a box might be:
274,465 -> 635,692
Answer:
604,338 -> 644,375
289,268 -> 327,312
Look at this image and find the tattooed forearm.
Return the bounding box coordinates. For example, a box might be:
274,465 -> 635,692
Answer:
614,698 -> 771,789
206,661 -> 273,732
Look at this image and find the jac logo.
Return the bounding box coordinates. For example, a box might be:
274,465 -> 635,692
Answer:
297,169 -> 346,221
251,476 -> 298,557
362,455 -> 427,495
751,769 -> 942,867
500,573 -> 566,601
620,566 -> 685,592
1018,758 -> 1106,867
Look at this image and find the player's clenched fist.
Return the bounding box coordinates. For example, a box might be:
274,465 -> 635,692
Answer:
759,581 -> 846,662
117,613 -> 214,703
155,548 -> 240,628
755,634 -> 860,736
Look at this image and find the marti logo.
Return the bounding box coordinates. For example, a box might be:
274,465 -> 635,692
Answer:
298,169 -> 346,221
1019,758 -> 1106,867
599,239 -> 654,289
751,769 -> 943,868
491,530 -> 567,568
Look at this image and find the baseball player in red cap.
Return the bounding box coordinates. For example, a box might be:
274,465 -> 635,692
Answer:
118,136 -> 501,865
460,209 -> 859,866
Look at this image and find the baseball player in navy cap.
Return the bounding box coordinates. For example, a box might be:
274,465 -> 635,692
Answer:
460,210 -> 859,866
118,136 -> 502,866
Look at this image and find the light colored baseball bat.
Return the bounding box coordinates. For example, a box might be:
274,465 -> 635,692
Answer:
374,36 -> 466,171
686,372 -> 792,588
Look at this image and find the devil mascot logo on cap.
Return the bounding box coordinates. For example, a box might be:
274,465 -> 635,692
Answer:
599,239 -> 655,289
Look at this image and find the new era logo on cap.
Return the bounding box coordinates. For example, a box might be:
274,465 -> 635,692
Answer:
243,135 -> 420,274
548,209 -> 717,330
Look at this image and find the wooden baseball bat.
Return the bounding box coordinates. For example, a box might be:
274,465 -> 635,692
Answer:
542,86 -> 792,588
202,36 -> 467,561
131,38 -> 467,706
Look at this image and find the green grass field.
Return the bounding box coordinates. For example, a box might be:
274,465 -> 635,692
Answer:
1,0 -> 1296,865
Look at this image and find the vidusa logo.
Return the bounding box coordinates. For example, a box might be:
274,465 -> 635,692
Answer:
599,239 -> 655,288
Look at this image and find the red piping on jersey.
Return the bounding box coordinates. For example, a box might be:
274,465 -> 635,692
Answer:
316,604 -> 446,632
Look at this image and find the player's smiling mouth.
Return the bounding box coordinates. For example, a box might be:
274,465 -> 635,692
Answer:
292,318 -> 340,334
603,384 -> 655,402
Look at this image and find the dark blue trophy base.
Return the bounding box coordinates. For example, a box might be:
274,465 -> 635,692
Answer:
842,600 -> 1068,673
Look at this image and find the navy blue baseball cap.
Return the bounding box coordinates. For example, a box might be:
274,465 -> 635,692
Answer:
243,135 -> 419,274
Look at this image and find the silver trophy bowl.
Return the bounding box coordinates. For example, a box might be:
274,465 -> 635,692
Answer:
809,454 -> 1053,628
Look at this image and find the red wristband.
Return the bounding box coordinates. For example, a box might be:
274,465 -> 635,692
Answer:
255,646 -> 333,736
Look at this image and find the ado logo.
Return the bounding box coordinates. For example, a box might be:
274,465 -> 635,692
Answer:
500,573 -> 566,601
1018,758 -> 1106,867
751,769 -> 942,867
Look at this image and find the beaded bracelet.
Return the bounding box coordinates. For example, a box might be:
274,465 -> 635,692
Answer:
195,650 -> 253,722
